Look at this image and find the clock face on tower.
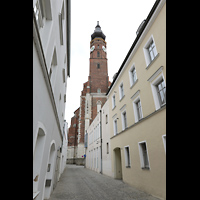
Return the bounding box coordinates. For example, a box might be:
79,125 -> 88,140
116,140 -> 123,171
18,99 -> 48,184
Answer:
102,46 -> 106,52
90,45 -> 95,52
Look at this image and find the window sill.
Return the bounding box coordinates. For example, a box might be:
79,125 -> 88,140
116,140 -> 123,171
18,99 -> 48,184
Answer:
126,166 -> 131,168
112,105 -> 116,111
141,167 -> 150,170
146,53 -> 159,70
119,95 -> 125,102
130,79 -> 138,89
33,191 -> 40,199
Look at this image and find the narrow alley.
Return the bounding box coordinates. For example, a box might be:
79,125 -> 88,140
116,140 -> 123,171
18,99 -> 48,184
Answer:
48,165 -> 160,200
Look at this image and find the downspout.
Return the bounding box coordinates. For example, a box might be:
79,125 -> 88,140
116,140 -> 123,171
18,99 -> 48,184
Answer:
100,110 -> 103,174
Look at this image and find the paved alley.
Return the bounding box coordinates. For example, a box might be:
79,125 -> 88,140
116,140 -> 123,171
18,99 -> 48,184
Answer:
49,164 -> 160,200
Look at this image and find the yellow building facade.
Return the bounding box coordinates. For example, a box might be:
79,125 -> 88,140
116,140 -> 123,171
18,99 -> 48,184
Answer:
107,0 -> 166,199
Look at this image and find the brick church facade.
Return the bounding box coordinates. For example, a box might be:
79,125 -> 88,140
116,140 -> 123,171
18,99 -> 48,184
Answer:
67,22 -> 111,164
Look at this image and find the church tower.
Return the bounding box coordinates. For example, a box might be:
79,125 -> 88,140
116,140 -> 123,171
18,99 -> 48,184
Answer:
75,22 -> 111,163
89,21 -> 109,94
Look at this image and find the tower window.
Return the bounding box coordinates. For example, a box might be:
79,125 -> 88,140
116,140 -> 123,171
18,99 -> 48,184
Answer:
97,63 -> 100,69
97,51 -> 100,57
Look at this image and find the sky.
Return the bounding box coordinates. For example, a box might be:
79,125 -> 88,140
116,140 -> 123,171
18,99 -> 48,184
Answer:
64,0 -> 156,126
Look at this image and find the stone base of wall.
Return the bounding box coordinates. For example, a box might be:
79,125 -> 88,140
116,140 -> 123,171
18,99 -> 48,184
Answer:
66,158 -> 85,165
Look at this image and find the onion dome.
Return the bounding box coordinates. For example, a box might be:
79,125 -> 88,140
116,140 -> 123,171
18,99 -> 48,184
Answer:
91,21 -> 106,41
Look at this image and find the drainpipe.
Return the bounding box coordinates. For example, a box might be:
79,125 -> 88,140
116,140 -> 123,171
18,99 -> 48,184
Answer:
100,110 -> 103,174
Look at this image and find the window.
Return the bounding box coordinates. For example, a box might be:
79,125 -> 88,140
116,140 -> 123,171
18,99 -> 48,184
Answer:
112,94 -> 116,109
162,135 -> 166,153
34,1 -> 44,28
113,119 -> 118,135
148,40 -> 157,61
132,93 -> 143,123
59,13 -> 64,45
148,68 -> 166,110
97,63 -> 100,69
62,68 -> 66,83
129,65 -> 137,87
97,100 -> 102,113
143,35 -> 158,67
138,142 -> 150,169
119,82 -> 124,100
136,100 -> 142,121
106,142 -> 109,154
49,68 -> 52,79
124,146 -> 131,167
34,0 -> 52,28
105,115 -> 108,124
156,80 -> 166,106
49,48 -> 58,90
97,88 -> 101,93
97,51 -> 100,57
122,111 -> 127,131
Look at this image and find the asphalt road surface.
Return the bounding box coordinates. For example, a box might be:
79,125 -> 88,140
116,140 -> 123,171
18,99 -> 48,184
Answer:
49,164 -> 160,200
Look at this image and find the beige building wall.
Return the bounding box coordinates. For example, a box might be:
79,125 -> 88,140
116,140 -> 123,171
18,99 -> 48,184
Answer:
107,1 -> 166,199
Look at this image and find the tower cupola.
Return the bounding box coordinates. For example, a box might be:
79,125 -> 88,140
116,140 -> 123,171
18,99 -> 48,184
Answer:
91,21 -> 106,41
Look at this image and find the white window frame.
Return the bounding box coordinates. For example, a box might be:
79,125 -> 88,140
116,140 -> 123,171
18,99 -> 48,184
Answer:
132,95 -> 143,123
34,0 -> 53,28
113,118 -> 118,136
106,142 -> 109,154
129,64 -> 137,88
138,141 -> 150,170
143,35 -> 158,67
34,0 -> 44,28
97,100 -> 102,113
112,94 -> 116,109
149,70 -> 166,110
124,145 -> 131,168
59,13 -> 64,45
49,47 -> 58,91
162,135 -> 166,154
121,110 -> 127,131
119,82 -> 124,100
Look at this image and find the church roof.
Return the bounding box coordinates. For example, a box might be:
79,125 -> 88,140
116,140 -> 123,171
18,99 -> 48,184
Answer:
91,21 -> 106,41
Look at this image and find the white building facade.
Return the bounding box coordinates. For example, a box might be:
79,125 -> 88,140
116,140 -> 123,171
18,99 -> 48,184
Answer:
59,120 -> 68,177
85,100 -> 112,177
33,0 -> 71,199
101,100 -> 112,177
86,111 -> 102,173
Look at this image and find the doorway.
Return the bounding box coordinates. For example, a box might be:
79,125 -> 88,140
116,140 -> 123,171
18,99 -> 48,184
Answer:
114,147 -> 122,179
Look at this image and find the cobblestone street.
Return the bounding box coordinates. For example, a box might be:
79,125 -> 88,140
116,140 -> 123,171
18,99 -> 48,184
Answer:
49,165 -> 160,200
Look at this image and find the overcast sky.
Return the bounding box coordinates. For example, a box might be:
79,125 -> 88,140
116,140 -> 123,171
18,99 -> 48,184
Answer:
65,0 -> 156,126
